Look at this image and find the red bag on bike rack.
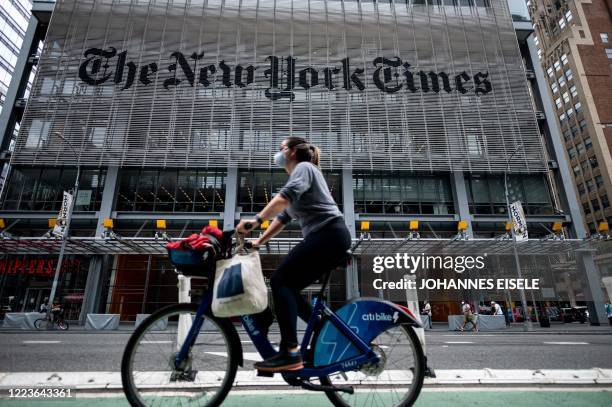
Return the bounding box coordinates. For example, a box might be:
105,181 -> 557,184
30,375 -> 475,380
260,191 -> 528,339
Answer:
166,226 -> 222,277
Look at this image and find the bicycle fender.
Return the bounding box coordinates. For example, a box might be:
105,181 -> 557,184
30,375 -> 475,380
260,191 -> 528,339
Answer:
313,298 -> 421,367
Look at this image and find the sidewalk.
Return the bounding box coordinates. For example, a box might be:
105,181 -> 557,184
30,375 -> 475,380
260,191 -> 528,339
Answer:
426,321 -> 612,335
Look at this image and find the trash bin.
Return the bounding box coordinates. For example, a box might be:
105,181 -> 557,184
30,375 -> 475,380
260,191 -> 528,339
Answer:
539,314 -> 550,328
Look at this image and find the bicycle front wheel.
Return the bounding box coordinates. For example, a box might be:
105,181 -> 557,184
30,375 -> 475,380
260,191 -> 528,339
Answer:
33,318 -> 47,330
321,324 -> 425,407
121,303 -> 240,407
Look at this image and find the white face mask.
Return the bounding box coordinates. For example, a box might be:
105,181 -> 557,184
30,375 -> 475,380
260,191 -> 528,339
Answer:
274,150 -> 286,167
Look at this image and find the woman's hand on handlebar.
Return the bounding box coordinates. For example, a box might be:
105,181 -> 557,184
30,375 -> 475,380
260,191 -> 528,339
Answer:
247,239 -> 262,250
236,219 -> 259,235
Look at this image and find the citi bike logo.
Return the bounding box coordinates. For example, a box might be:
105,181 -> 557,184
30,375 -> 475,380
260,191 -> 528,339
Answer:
242,315 -> 260,336
362,311 -> 399,323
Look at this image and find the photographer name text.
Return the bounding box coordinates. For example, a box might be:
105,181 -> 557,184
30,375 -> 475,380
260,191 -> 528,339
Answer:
373,278 -> 540,291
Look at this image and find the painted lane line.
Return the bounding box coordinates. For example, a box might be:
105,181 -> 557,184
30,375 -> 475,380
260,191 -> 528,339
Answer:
444,341 -> 474,344
22,341 -> 61,344
141,341 -> 172,344
543,342 -> 589,345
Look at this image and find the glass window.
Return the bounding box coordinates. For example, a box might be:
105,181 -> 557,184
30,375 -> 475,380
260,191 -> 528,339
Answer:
547,67 -> 554,78
595,175 -> 604,189
591,198 -> 600,212
1,167 -> 105,211
567,147 -> 576,158
551,81 -> 558,94
87,127 -> 106,148
583,202 -> 591,215
579,119 -> 588,131
570,85 -> 578,97
582,160 -> 590,173
353,172 -> 452,215
601,33 -> 609,43
606,49 -> 612,59
559,112 -> 567,123
576,142 -> 585,155
565,10 -> 573,22
25,119 -> 50,149
561,54 -> 569,65
575,102 -> 582,112
562,91 -> 570,103
564,129 -> 572,140
567,107 -> 574,117
558,75 -> 566,87
584,137 -> 592,150
571,125 -> 579,137
577,183 -> 585,195
590,156 -> 599,169
554,60 -> 561,71
559,17 -> 566,29
555,97 -> 562,109
572,164 -> 581,176
586,179 -> 596,192
565,68 -> 573,80
602,195 -> 610,209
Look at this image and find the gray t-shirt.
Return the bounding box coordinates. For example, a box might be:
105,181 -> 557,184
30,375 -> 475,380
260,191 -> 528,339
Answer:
276,161 -> 343,237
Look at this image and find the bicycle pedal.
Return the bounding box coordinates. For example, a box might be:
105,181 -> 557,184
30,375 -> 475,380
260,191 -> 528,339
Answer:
256,370 -> 275,377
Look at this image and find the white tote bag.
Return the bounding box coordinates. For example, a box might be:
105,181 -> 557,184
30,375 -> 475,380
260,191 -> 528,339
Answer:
211,248 -> 268,318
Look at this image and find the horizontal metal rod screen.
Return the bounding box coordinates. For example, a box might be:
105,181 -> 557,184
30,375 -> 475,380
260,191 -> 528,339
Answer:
13,0 -> 546,172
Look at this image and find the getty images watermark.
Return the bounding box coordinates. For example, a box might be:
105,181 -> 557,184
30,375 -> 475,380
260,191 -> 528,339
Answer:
371,253 -> 540,291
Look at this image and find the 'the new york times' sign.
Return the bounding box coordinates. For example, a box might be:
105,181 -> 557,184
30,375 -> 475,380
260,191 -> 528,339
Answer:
15,0 -> 546,172
79,48 -> 493,99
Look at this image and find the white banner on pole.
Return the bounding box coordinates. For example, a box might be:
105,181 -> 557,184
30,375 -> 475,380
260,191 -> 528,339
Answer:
52,191 -> 73,238
510,201 -> 528,242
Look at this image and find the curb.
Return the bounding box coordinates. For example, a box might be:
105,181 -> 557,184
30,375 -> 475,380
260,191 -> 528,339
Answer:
1,369 -> 611,390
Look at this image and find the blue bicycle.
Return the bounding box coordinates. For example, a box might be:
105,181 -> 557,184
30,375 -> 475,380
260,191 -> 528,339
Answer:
121,231 -> 425,407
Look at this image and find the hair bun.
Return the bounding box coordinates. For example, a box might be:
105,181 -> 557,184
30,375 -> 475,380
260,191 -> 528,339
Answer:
309,145 -> 315,151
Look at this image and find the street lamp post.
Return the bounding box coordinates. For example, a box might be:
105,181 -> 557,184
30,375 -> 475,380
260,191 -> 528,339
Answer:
503,144 -> 534,331
45,132 -> 80,328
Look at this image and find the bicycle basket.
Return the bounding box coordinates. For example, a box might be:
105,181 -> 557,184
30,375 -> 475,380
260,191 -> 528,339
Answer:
167,248 -> 216,277
166,227 -> 222,277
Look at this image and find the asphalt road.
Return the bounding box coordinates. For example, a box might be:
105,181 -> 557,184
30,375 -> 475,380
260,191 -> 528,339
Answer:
1,330 -> 611,372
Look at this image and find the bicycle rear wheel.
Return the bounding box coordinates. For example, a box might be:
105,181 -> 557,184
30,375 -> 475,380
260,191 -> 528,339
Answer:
321,324 -> 425,407
57,319 -> 69,330
121,303 -> 240,407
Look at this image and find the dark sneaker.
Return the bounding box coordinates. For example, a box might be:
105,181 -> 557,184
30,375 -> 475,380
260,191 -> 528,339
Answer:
254,350 -> 303,372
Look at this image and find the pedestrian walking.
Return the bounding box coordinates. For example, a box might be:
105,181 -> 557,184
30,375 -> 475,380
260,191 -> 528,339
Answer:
605,301 -> 612,327
422,301 -> 432,329
460,301 -> 478,332
492,301 -> 503,316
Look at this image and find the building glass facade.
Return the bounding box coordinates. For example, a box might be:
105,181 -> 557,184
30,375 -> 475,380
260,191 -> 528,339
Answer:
0,0 -> 609,324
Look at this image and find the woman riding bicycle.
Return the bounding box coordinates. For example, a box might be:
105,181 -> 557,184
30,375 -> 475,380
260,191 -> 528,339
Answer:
236,136 -> 351,373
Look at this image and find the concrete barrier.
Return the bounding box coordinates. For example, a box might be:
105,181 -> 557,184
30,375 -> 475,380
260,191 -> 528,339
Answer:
85,314 -> 120,330
2,312 -> 44,330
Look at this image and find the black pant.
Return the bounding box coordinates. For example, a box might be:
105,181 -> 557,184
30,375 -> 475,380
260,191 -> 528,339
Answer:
265,218 -> 351,350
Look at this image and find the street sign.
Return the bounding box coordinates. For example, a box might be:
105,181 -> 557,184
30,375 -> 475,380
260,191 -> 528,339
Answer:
52,191 -> 73,238
510,201 -> 528,242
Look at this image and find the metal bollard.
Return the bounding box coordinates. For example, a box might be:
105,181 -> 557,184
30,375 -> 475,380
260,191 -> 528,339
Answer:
177,274 -> 192,351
